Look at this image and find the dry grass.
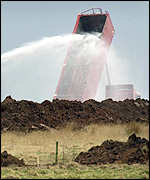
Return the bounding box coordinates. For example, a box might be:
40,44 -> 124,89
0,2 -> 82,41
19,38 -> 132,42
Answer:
125,121 -> 143,135
1,123 -> 149,164
1,123 -> 149,178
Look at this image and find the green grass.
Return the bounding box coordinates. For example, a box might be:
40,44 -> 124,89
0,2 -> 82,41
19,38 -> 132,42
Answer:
1,163 -> 149,179
1,164 -> 149,179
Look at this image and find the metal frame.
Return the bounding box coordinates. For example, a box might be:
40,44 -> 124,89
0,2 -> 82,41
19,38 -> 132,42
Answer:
79,8 -> 108,15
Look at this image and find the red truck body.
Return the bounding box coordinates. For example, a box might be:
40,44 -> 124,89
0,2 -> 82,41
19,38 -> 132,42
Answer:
54,8 -> 114,102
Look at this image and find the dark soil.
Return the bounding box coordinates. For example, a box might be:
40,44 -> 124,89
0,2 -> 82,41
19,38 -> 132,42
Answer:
1,96 -> 149,132
74,133 -> 149,165
1,96 -> 149,166
1,151 -> 25,167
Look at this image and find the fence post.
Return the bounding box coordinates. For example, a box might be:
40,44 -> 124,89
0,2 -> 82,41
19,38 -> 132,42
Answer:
62,144 -> 64,164
55,141 -> 58,164
37,156 -> 40,167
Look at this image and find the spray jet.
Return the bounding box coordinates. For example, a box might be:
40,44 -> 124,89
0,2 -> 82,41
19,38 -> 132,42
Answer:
53,8 -> 140,102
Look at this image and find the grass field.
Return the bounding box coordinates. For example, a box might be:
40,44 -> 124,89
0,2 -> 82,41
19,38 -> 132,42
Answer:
1,123 -> 149,179
1,163 -> 149,179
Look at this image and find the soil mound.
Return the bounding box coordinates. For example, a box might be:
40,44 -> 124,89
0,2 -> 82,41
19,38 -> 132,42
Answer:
1,96 -> 149,132
74,133 -> 149,165
1,151 -> 25,167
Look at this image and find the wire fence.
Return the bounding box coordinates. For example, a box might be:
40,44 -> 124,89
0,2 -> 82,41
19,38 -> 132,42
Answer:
23,142 -> 81,167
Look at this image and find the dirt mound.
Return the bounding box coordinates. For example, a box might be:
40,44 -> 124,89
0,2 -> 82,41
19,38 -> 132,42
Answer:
1,96 -> 149,132
1,151 -> 25,167
74,133 -> 149,165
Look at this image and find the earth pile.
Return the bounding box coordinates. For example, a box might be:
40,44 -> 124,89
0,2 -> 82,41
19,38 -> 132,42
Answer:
74,133 -> 149,165
1,96 -> 149,132
1,151 -> 25,167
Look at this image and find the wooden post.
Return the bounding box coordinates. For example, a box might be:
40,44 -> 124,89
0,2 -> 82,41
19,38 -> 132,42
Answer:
55,141 -> 58,164
62,144 -> 64,164
37,156 -> 40,167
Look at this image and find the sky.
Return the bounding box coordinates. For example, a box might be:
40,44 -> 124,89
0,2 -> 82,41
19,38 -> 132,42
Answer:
1,1 -> 149,102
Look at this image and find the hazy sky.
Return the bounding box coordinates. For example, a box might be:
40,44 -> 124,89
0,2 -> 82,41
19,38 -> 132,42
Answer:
1,1 -> 149,102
